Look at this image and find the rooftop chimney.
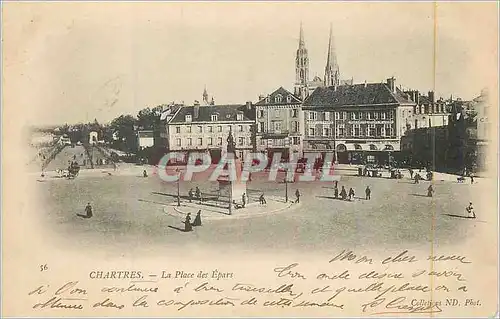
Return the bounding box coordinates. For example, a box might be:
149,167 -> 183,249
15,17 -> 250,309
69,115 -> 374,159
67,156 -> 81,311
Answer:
415,91 -> 420,105
259,94 -> 265,101
194,101 -> 200,119
428,91 -> 435,104
386,77 -> 396,93
364,80 -> 367,88
246,101 -> 252,110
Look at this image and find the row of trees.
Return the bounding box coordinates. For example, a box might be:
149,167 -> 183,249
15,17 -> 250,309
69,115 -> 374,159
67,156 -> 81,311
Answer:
57,105 -> 166,154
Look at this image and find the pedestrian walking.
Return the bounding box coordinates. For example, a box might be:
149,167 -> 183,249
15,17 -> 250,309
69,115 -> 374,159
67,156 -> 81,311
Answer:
242,193 -> 247,208
143,169 -> 148,178
427,184 -> 434,197
348,188 -> 355,201
184,213 -> 193,232
192,210 -> 202,226
259,193 -> 267,205
409,168 -> 414,179
295,189 -> 301,203
470,175 -> 474,184
365,186 -> 371,200
466,202 -> 476,219
188,188 -> 194,203
340,186 -> 347,200
414,174 -> 419,184
195,187 -> 201,199
77,203 -> 93,219
334,186 -> 339,199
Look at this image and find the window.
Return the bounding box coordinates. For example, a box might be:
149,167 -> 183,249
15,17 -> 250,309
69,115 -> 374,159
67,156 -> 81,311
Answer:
287,95 -> 292,103
381,112 -> 386,120
274,109 -> 280,117
217,126 -> 222,132
368,112 -> 372,120
211,114 -> 218,121
338,124 -> 345,137
197,126 -> 202,133
323,127 -> 330,136
227,125 -> 231,131
187,138 -> 192,146
324,112 -> 330,121
238,125 -> 243,132
275,122 -> 281,132
389,111 -> 394,120
185,114 -> 192,122
358,112 -> 363,120
260,139 -> 266,146
207,126 -> 213,132
292,109 -> 298,118
292,137 -> 300,145
351,112 -> 356,120
335,112 -> 339,120
238,137 -> 244,145
309,111 -> 317,120
368,124 -> 376,137
309,128 -> 316,136
259,122 -> 265,133
353,124 -> 360,136
374,112 -> 379,120
197,138 -> 203,146
342,112 -> 347,120
176,138 -> 181,146
237,113 -> 243,121
217,137 -> 223,145
292,121 -> 299,133
208,137 -> 213,145
186,126 -> 192,133
275,95 -> 282,103
376,125 -> 382,136
258,110 -> 264,118
175,126 -> 180,133
265,97 -> 270,103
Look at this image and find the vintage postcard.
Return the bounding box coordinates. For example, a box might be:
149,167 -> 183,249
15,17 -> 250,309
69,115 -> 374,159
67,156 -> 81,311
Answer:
2,1 -> 498,317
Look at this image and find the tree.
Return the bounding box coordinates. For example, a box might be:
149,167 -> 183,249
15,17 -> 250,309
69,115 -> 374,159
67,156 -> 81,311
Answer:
110,115 -> 137,153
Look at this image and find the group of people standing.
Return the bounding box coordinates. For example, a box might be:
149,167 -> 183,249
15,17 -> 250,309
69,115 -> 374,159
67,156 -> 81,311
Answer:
188,187 -> 203,203
333,181 -> 370,201
184,210 -> 202,232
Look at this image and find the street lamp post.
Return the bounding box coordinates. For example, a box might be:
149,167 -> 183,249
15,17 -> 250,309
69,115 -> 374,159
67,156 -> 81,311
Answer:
285,168 -> 289,202
176,168 -> 181,207
228,183 -> 232,215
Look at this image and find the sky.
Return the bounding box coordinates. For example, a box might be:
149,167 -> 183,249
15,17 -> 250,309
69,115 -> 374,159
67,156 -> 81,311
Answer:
4,2 -> 498,126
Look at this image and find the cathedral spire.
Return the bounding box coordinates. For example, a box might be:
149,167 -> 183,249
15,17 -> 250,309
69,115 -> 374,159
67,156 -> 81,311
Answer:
294,22 -> 309,99
202,86 -> 209,105
299,21 -> 305,48
324,23 -> 340,88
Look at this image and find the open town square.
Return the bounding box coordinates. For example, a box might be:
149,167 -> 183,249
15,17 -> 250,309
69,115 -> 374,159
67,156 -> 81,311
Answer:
30,143 -> 491,254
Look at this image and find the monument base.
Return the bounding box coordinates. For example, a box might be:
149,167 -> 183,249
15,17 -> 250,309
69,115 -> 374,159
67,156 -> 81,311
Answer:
218,179 -> 248,207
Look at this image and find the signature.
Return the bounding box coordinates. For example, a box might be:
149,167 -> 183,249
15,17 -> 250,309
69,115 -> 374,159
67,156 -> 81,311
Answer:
362,296 -> 443,315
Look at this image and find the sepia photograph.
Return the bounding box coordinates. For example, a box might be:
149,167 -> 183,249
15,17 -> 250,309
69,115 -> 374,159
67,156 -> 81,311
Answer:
2,1 -> 498,317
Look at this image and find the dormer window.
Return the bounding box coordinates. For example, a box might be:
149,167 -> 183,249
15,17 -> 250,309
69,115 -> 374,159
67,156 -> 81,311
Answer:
236,113 -> 243,121
275,94 -> 283,103
211,114 -> 218,121
286,95 -> 292,103
265,96 -> 270,104
185,114 -> 192,122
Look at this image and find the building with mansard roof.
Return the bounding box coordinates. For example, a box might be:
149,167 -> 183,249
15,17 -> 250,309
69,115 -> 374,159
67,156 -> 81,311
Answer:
302,77 -> 417,164
254,87 -> 304,161
166,96 -> 255,163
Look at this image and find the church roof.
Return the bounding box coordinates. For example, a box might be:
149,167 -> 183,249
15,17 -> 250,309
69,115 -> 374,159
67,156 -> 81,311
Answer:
303,82 -> 414,108
169,104 -> 255,123
255,87 -> 302,105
